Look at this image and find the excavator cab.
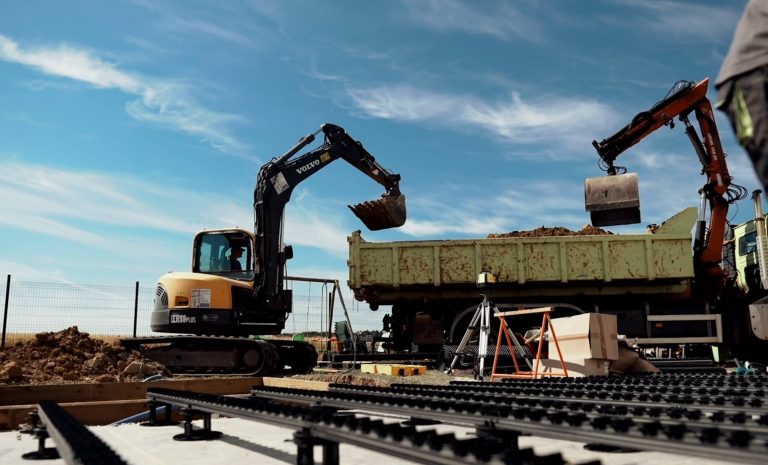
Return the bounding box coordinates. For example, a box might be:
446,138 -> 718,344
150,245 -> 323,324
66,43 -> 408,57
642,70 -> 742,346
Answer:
193,230 -> 254,278
585,173 -> 641,227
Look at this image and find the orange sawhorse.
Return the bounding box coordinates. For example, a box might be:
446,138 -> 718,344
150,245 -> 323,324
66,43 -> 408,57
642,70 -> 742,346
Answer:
490,306 -> 569,381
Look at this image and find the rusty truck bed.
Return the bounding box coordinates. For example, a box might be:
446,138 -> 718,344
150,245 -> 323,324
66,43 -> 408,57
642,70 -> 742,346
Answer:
348,208 -> 698,305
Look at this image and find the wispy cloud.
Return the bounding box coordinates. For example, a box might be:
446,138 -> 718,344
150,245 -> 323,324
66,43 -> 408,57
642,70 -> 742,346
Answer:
612,1 -> 742,41
0,160 -> 354,259
346,83 -> 619,147
396,162 -> 741,239
129,0 -> 273,50
0,35 -> 251,157
284,189 -> 355,256
401,0 -> 546,43
0,160 -> 203,246
396,179 -> 588,239
0,259 -> 41,281
164,17 -> 257,48
401,216 -> 509,237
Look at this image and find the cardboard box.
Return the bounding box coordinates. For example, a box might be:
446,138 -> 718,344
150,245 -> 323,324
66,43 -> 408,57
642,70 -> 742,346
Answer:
541,358 -> 609,377
548,313 -> 618,361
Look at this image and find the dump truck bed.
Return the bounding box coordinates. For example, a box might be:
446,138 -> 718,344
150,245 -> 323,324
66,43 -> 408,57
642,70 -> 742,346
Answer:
348,208 -> 698,305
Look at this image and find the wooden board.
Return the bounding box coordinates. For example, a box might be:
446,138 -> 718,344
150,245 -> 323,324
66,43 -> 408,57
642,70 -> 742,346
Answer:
360,364 -> 427,376
0,377 -> 263,406
1,399 -> 150,430
0,376 -> 331,430
261,377 -> 330,391
0,376 -> 331,405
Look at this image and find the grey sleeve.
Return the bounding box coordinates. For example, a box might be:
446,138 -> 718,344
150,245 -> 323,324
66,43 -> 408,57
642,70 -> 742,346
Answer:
716,0 -> 768,88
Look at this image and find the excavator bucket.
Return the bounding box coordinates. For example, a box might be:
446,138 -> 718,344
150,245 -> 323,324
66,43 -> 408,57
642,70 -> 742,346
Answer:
349,194 -> 407,231
585,173 -> 641,227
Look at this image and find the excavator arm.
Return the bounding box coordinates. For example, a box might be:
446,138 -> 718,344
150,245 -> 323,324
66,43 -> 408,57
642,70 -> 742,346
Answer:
252,123 -> 406,311
588,78 -> 744,279
592,79 -> 731,186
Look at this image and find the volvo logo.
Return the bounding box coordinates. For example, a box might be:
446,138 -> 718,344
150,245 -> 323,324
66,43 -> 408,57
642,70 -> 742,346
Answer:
296,159 -> 321,175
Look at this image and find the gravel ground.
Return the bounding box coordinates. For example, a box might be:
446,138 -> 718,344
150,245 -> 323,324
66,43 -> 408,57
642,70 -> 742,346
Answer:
293,368 -> 475,387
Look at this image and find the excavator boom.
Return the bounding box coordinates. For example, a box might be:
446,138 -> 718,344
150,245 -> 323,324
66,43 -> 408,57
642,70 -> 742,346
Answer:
586,78 -> 744,280
252,123 -> 406,311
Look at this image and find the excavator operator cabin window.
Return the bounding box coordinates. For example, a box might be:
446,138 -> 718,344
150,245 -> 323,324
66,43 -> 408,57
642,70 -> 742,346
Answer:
194,232 -> 253,278
195,233 -> 230,273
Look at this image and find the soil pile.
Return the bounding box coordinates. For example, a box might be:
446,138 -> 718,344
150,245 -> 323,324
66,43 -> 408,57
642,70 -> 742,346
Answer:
488,224 -> 613,238
0,326 -> 169,385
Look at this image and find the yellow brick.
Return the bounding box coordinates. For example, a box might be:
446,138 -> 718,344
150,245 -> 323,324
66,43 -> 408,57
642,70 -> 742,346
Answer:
360,364 -> 427,376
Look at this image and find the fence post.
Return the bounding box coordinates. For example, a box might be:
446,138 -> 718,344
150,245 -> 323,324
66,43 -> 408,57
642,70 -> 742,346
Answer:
133,281 -> 139,338
2,274 -> 10,348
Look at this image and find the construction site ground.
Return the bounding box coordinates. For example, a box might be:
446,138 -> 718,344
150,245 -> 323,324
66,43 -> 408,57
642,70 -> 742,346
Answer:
0,418 -> 740,465
0,360 -> 754,465
0,328 -> 757,465
0,389 -> 741,465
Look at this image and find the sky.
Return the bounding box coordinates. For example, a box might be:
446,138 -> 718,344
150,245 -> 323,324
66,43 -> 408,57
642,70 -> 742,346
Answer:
0,0 -> 759,296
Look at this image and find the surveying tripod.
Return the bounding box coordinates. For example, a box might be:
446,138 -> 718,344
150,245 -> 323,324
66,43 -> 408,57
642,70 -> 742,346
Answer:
446,294 -> 532,380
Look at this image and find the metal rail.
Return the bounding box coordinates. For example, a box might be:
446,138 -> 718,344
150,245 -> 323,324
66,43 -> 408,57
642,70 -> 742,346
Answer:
393,382 -> 768,415
378,383 -> 768,425
22,400 -> 129,464
146,388 -> 597,465
471,372 -> 768,388
249,383 -> 768,465
401,374 -> 768,399
450,374 -> 768,398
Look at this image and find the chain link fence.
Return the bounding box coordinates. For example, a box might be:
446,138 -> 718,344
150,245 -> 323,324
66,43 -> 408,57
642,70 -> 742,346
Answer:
0,275 -> 384,347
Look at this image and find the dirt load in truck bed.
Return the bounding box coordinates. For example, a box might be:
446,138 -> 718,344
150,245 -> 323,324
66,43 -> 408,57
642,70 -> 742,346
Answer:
0,326 -> 169,385
487,224 -> 613,238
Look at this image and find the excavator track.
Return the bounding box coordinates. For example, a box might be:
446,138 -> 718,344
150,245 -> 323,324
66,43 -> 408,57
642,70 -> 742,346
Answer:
121,335 -> 317,377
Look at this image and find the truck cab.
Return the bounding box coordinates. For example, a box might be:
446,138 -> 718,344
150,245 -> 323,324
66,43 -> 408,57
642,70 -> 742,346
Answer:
732,215 -> 768,299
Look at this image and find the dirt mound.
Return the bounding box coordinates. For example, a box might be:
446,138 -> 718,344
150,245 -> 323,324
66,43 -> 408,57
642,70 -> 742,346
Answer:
488,224 -> 613,238
0,327 -> 170,385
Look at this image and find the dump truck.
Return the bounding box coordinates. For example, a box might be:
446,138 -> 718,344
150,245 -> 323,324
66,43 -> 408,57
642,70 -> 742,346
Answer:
349,205 -> 768,362
347,79 -> 768,361
351,208 -> 715,348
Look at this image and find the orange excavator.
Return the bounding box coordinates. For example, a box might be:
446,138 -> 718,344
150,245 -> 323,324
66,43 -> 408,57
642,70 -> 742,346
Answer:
585,78 -> 747,283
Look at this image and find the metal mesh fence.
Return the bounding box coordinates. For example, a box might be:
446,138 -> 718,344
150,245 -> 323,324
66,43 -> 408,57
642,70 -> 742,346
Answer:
0,276 -> 384,347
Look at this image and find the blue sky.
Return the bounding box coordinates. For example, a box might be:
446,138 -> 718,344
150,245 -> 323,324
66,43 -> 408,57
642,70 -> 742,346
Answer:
0,0 -> 758,290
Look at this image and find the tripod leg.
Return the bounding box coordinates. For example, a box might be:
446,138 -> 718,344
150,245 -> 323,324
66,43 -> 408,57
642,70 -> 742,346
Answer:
447,305 -> 482,373
477,301 -> 490,380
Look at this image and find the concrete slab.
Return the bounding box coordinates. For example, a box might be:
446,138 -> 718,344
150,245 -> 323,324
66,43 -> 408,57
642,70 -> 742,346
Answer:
0,415 -> 742,465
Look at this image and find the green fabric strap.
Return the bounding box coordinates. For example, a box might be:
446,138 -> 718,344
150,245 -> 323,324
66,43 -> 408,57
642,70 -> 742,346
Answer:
734,86 -> 754,146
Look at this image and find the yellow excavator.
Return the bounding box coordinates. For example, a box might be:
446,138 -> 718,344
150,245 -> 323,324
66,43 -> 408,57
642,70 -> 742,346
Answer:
122,123 -> 406,375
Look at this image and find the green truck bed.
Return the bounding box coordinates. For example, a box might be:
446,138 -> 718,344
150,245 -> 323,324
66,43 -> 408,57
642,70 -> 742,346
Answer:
348,208 -> 698,305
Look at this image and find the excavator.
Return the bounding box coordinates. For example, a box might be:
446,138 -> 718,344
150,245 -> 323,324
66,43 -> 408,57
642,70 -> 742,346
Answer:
122,123 -> 406,375
585,78 -> 747,287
